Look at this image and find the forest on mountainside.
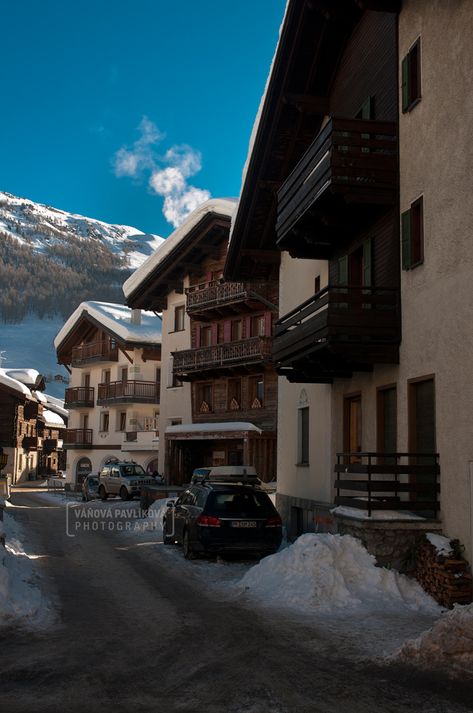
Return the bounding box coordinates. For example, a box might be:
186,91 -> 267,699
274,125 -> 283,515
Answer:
0,232 -> 131,323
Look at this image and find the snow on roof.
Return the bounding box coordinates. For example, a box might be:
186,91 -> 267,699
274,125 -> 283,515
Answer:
3,368 -> 41,387
42,409 -> 66,428
227,5 -> 288,253
123,198 -> 237,300
240,533 -> 440,615
54,301 -> 162,349
0,369 -> 32,398
165,422 -> 262,435
43,393 -> 68,420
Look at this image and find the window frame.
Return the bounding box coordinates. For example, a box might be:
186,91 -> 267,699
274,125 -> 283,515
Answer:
402,196 -> 424,270
172,305 -> 185,333
402,37 -> 422,113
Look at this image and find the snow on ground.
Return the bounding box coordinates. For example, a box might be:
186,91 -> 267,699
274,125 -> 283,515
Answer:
391,603 -> 473,677
239,533 -> 440,615
0,509 -> 55,630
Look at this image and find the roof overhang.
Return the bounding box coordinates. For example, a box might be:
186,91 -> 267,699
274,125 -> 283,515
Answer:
165,422 -> 263,441
225,0 -> 399,281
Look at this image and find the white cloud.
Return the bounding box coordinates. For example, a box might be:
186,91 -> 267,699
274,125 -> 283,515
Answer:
113,118 -> 211,229
162,187 -> 211,228
149,167 -> 186,195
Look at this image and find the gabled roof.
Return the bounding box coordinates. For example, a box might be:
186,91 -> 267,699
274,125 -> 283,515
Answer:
124,198 -> 237,311
54,301 -> 162,357
225,0 -> 399,280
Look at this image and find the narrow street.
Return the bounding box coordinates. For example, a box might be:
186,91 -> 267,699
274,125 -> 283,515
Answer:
1,491 -> 471,713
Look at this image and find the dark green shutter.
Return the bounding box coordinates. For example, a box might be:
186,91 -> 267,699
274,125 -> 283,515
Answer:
338,255 -> 348,285
401,209 -> 412,269
362,238 -> 372,287
401,55 -> 410,112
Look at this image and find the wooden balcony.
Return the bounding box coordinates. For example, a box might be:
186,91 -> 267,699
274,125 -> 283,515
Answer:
273,285 -> 400,382
335,452 -> 440,518
173,337 -> 272,379
276,118 -> 398,259
97,380 -> 160,405
65,387 -> 95,408
71,340 -> 118,367
64,429 -> 93,448
22,436 -> 40,451
185,281 -> 275,319
43,438 -> 61,453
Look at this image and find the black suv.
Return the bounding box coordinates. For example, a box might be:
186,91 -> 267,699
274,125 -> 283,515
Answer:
163,475 -> 282,559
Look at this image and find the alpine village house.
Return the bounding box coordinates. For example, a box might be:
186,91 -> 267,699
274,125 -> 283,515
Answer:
54,302 -> 162,484
0,369 -> 67,483
225,0 -> 473,566
123,199 -> 279,484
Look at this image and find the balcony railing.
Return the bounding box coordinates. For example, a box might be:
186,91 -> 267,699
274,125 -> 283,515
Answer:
97,380 -> 160,405
334,452 -> 440,518
273,285 -> 400,381
173,337 -> 272,376
276,117 -> 398,257
71,340 -> 118,367
64,429 -> 93,448
22,436 -> 40,451
65,386 -> 95,408
185,281 -> 275,317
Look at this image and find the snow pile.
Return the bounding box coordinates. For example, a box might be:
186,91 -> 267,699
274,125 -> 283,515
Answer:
391,603 -> 473,677
0,512 -> 51,629
137,498 -> 173,537
426,532 -> 453,557
240,533 -> 440,614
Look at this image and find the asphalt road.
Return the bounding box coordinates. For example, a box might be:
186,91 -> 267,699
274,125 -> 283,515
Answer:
0,491 -> 472,713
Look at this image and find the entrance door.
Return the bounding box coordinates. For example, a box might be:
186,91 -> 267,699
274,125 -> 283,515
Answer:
408,378 -> 436,502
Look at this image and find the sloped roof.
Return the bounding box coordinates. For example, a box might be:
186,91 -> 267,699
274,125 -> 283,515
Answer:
54,301 -> 162,351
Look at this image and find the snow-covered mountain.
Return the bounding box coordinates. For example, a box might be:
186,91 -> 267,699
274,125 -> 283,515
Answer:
0,190 -> 164,397
0,190 -> 164,323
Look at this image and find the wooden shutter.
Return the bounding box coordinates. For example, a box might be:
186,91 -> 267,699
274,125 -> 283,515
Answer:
211,323 -> 218,345
401,55 -> 410,112
223,321 -> 231,342
401,209 -> 412,269
195,325 -> 201,348
244,316 -> 251,338
362,239 -> 372,287
338,255 -> 348,285
264,312 -> 272,337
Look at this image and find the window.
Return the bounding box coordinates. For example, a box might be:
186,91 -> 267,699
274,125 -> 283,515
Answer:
174,305 -> 185,332
402,38 -> 421,112
201,325 -> 212,347
344,394 -> 362,463
100,412 -> 109,433
251,315 -> 265,337
377,387 -> 397,458
314,275 -> 321,294
83,373 -> 90,388
168,357 -> 183,388
228,378 -> 241,410
402,196 -> 424,269
298,407 -> 309,465
172,373 -> 183,388
231,320 -> 242,341
196,383 -> 212,412
249,376 -> 264,408
120,367 -> 128,383
118,412 -> 127,432
102,369 -> 111,384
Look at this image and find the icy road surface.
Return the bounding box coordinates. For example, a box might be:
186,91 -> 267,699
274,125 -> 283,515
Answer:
0,489 -> 471,713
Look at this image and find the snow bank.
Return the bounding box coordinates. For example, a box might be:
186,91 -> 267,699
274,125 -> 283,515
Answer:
0,513 -> 53,629
240,533 -> 440,614
426,532 -> 453,557
391,603 -> 473,677
137,498 -> 174,537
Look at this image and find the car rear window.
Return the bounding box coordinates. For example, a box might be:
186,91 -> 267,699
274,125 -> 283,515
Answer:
206,490 -> 274,517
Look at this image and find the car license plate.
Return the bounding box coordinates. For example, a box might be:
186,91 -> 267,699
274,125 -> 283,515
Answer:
231,521 -> 257,528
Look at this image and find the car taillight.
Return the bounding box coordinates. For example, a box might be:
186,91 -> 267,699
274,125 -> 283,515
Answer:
265,515 -> 282,528
196,514 -> 221,527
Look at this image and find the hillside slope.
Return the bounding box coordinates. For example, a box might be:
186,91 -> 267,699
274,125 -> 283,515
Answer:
0,191 -> 163,322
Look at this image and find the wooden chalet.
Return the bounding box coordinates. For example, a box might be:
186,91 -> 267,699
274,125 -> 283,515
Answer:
125,200 -> 279,483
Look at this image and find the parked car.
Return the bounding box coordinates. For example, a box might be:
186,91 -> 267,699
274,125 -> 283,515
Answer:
98,461 -> 155,501
82,475 -> 99,502
163,468 -> 282,559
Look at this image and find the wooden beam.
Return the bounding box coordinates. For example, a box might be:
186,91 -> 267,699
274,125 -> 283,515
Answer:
283,93 -> 330,115
118,347 -> 133,364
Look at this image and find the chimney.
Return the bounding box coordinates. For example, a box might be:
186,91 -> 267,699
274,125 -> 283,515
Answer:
130,309 -> 141,325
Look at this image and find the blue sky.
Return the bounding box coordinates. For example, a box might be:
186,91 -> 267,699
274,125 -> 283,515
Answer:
0,0 -> 285,237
